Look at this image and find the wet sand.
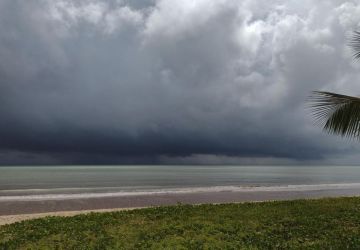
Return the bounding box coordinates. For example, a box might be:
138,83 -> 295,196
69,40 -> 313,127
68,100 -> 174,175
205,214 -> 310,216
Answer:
1,187 -> 360,225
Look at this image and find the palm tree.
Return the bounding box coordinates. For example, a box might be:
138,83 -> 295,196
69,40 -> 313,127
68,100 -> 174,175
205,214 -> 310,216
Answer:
309,31 -> 360,138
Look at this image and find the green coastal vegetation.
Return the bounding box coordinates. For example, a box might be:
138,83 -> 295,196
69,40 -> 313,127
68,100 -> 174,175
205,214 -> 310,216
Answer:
1,197 -> 360,249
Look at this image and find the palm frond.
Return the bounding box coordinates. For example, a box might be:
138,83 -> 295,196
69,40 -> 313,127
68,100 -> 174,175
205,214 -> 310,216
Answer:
349,31 -> 360,60
308,91 -> 360,138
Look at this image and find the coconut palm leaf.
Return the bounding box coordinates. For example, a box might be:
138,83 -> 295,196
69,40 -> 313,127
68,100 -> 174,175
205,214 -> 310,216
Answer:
308,91 -> 360,138
349,31 -> 360,60
308,31 -> 360,138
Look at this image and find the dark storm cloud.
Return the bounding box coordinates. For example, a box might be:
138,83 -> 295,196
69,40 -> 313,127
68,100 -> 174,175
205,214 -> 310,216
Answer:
1,0 -> 360,164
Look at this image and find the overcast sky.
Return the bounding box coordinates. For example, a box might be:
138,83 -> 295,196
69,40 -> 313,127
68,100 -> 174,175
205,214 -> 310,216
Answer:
1,0 -> 360,165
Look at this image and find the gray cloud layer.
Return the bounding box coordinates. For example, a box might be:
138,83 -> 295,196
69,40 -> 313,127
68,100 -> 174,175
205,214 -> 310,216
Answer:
1,0 -> 360,165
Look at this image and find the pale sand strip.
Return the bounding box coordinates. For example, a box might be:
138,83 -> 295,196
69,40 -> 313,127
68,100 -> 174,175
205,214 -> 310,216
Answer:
0,207 -> 145,226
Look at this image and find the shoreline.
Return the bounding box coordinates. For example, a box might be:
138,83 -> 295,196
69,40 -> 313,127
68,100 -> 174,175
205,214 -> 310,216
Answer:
2,183 -> 360,201
2,184 -> 360,225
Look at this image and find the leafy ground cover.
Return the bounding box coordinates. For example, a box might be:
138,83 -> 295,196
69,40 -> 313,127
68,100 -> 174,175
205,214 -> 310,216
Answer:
1,197 -> 360,249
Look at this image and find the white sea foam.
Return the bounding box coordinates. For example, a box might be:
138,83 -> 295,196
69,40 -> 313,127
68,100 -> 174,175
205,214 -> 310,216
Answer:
1,183 -> 360,201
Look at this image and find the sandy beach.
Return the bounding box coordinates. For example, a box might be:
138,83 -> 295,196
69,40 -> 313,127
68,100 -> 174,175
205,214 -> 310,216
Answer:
0,207 -> 146,226
2,185 -> 360,226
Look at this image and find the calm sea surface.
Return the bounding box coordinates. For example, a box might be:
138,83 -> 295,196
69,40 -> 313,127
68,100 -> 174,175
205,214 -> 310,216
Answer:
1,166 -> 360,197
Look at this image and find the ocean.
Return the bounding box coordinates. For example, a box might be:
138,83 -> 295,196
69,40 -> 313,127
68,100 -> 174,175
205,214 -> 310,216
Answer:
1,165 -> 360,201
